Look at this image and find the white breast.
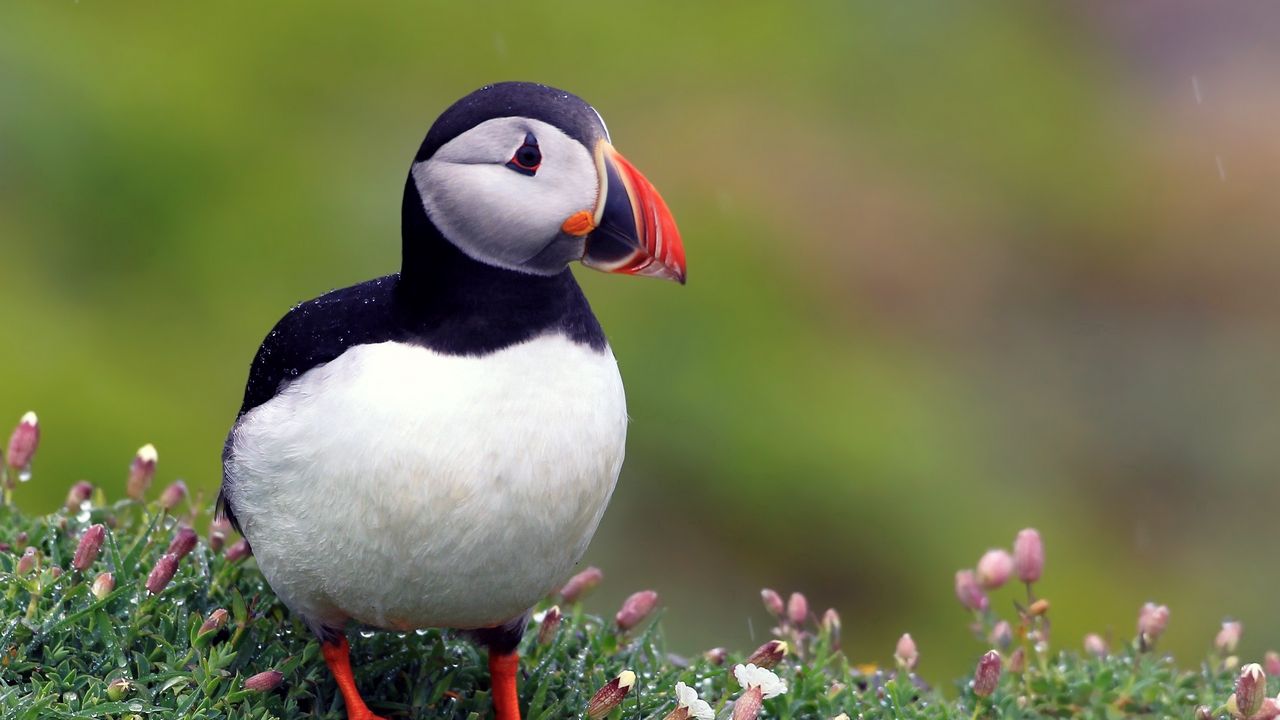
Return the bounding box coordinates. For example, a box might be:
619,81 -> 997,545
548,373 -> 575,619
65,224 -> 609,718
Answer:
225,333 -> 627,630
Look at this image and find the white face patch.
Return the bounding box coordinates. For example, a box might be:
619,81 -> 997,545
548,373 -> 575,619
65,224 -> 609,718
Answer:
412,117 -> 599,275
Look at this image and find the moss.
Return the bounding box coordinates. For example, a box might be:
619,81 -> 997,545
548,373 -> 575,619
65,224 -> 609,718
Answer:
0,489 -> 1243,719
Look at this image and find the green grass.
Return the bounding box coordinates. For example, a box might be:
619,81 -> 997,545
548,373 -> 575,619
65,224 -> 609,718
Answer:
0,472 -> 1254,719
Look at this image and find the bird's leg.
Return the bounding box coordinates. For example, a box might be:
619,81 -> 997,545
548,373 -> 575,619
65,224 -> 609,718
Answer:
321,636 -> 388,720
470,613 -> 528,720
488,649 -> 522,720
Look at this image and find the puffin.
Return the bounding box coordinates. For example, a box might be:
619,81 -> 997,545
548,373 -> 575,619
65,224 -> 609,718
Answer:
217,82 -> 685,720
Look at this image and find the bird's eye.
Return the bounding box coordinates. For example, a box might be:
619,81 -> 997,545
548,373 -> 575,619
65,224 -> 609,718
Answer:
506,133 -> 541,176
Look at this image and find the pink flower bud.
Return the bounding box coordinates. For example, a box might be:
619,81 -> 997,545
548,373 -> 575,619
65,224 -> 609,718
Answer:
1137,602 -> 1170,644
821,607 -> 840,630
72,524 -> 106,572
615,590 -> 659,631
48,566 -> 63,580
106,678 -> 131,701
786,592 -> 808,626
895,633 -> 919,670
821,608 -> 841,644
243,669 -> 284,692
537,605 -> 561,645
1012,528 -> 1044,583
559,566 -> 603,603
972,650 -> 1001,697
6,412 -> 39,471
1216,620 -> 1242,654
158,479 -> 187,511
199,608 -> 229,637
208,516 -> 232,553
745,640 -> 788,669
92,572 -> 115,598
954,570 -> 989,612
586,670 -> 635,719
976,549 -> 1013,589
146,552 -> 180,594
704,647 -> 728,665
1265,651 -> 1280,677
225,538 -> 251,562
127,444 -> 157,499
167,526 -> 198,559
16,546 -> 37,575
989,620 -> 1013,649
760,588 -> 784,618
65,481 -> 94,511
1007,646 -> 1026,673
732,685 -> 764,720
1237,663 -> 1267,719
1083,633 -> 1108,657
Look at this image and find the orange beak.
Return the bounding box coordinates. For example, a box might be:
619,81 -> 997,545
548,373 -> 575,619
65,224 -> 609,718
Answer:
572,141 -> 686,284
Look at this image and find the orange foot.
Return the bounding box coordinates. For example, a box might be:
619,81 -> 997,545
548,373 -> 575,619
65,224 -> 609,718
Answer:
322,636 -> 389,720
489,649 -> 522,720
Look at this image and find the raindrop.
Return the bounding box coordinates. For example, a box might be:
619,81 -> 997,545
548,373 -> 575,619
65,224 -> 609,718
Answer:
17,468 -> 31,483
359,629 -> 375,639
127,702 -> 143,712
1215,155 -> 1226,182
415,629 -> 429,636
1191,74 -> 1202,105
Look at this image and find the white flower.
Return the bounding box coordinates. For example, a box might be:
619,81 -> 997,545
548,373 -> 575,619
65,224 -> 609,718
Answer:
733,663 -> 788,699
675,681 -> 714,720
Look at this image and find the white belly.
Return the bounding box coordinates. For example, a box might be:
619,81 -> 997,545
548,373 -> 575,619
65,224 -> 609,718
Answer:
225,333 -> 627,630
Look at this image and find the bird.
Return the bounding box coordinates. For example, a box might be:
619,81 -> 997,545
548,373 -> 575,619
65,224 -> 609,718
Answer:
217,81 -> 686,720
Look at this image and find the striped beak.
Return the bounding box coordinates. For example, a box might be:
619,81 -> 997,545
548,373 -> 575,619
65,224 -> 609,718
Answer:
572,141 -> 686,284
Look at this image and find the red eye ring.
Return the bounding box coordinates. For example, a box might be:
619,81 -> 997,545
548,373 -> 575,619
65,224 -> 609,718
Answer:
506,133 -> 541,176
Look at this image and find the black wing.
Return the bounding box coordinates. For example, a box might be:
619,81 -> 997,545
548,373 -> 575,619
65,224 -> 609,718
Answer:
217,275 -> 401,532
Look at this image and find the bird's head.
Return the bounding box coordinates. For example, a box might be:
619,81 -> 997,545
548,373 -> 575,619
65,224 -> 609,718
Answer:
407,82 -> 686,283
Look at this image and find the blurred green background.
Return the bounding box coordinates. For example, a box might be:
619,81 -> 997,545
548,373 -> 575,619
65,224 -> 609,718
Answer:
4,1 -> 1279,680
